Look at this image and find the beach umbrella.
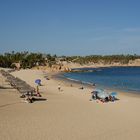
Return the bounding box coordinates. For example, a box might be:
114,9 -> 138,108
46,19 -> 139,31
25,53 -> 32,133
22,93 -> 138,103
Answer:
97,90 -> 109,99
97,91 -> 109,99
35,79 -> 41,84
110,92 -> 117,97
93,88 -> 104,93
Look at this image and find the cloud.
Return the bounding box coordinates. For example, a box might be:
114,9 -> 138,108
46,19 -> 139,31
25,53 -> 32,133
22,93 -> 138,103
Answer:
122,28 -> 140,32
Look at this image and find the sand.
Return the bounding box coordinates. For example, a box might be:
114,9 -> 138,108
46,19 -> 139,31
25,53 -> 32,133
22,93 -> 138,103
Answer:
0,69 -> 140,140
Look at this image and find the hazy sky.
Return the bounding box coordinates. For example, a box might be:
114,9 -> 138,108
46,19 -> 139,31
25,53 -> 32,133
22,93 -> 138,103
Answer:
0,0 -> 140,55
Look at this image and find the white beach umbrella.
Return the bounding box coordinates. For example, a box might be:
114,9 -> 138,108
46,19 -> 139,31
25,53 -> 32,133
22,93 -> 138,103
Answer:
97,91 -> 109,99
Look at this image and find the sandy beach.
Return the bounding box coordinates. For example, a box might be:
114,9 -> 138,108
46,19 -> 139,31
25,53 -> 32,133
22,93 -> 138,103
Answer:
0,69 -> 140,140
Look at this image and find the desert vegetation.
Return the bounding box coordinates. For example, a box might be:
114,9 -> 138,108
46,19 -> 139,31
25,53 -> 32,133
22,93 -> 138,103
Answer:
0,51 -> 140,68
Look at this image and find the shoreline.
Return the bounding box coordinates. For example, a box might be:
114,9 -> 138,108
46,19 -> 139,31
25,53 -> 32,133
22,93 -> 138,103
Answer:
1,66 -> 140,97
70,65 -> 140,71
71,65 -> 140,72
50,70 -> 140,98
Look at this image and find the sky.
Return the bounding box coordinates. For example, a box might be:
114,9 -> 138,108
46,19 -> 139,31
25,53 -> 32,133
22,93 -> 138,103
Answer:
0,0 -> 140,56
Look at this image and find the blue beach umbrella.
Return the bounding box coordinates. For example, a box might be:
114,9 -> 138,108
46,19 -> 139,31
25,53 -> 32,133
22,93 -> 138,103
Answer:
35,79 -> 41,84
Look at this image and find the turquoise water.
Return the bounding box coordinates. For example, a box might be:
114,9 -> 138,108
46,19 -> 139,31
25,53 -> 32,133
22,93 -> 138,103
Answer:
64,67 -> 140,93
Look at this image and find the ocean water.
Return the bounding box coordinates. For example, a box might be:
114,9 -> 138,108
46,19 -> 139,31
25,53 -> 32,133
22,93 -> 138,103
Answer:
63,67 -> 140,93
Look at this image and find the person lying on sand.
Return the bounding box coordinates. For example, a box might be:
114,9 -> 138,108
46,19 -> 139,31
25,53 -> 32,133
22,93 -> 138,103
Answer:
22,92 -> 33,103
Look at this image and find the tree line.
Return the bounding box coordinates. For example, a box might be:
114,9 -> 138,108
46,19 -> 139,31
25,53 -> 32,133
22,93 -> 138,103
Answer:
64,54 -> 140,65
0,51 -> 140,68
0,51 -> 56,68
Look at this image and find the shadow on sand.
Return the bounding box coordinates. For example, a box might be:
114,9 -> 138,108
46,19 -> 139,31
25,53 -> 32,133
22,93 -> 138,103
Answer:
0,86 -> 13,89
32,97 -> 47,102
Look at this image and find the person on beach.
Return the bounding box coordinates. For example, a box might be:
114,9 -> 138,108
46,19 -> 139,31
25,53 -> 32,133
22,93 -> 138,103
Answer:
23,92 -> 33,103
46,77 -> 50,80
36,85 -> 41,97
92,83 -> 96,86
90,91 -> 97,101
79,86 -> 84,90
58,84 -> 61,91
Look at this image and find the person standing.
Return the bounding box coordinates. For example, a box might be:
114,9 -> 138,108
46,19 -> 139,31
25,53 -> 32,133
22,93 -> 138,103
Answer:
58,84 -> 61,91
36,85 -> 41,97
